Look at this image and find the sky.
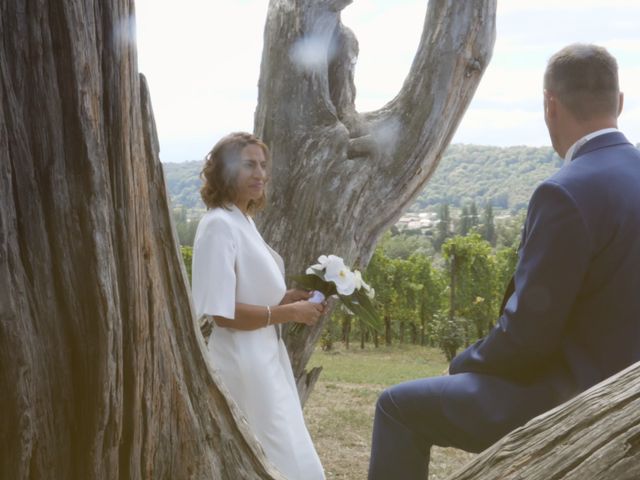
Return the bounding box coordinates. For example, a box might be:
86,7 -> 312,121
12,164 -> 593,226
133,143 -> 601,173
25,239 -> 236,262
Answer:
135,0 -> 640,163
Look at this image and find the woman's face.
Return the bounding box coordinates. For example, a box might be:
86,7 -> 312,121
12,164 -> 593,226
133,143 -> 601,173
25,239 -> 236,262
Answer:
234,144 -> 267,210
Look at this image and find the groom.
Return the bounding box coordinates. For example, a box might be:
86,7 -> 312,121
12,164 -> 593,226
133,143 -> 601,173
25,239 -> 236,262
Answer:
368,43 -> 640,479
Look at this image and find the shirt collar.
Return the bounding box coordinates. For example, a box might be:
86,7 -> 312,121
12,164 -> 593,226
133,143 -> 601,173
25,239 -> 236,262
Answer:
563,127 -> 619,165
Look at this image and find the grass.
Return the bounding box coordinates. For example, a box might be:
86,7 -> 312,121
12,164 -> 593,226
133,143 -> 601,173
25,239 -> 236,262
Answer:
308,344 -> 450,384
304,344 -> 475,480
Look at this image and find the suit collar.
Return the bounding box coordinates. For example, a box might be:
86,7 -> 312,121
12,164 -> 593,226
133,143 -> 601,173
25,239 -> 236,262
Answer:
574,131 -> 631,160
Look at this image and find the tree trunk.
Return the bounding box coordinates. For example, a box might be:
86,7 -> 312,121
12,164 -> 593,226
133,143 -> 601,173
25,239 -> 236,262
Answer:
342,316 -> 351,349
0,2 -> 280,478
449,255 -> 457,321
254,0 -> 497,403
448,361 -> 640,480
384,315 -> 392,347
321,317 -> 334,351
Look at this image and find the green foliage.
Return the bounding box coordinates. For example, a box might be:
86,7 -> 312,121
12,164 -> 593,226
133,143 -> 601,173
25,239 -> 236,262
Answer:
163,161 -> 205,210
410,144 -> 561,212
458,204 -> 471,236
320,230 -> 521,355
457,201 -> 480,236
408,253 -> 444,345
480,203 -> 496,245
495,245 -> 519,294
495,211 -> 526,249
180,245 -> 193,283
173,207 -> 200,246
434,203 -> 452,249
442,234 -> 497,339
378,231 -> 434,259
433,313 -> 466,362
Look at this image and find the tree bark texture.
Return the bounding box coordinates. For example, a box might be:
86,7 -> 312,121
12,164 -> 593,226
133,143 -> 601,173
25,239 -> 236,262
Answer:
448,361 -> 640,480
255,0 -> 497,403
0,1 -> 281,478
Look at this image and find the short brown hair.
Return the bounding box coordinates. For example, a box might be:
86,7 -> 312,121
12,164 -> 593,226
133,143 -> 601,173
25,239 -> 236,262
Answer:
544,43 -> 619,120
200,132 -> 270,214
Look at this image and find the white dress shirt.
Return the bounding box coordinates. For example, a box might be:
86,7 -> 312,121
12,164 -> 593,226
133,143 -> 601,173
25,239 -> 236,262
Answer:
564,127 -> 619,165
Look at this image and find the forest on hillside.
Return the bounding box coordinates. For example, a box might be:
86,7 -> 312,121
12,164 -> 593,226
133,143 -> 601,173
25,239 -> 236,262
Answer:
410,143 -> 562,211
163,143 -> 563,214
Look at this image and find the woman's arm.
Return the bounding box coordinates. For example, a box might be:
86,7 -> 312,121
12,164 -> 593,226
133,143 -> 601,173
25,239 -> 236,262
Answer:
280,288 -> 312,305
213,300 -> 325,331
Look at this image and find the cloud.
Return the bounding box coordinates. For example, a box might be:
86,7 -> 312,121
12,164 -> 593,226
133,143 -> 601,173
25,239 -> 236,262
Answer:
136,0 -> 267,161
135,0 -> 640,161
342,1 -> 424,111
472,67 -> 542,107
453,108 -> 549,146
498,0 -> 640,15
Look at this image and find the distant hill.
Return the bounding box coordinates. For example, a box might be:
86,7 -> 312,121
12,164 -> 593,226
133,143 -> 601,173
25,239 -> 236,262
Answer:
410,144 -> 562,212
162,144 -> 564,213
163,161 -> 206,211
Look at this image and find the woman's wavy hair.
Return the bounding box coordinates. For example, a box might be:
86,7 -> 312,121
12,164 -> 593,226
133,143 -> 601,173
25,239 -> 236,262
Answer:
200,132 -> 270,214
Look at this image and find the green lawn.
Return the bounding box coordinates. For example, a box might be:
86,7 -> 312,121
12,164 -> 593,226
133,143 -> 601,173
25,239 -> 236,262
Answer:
304,345 -> 475,480
308,344 -> 450,384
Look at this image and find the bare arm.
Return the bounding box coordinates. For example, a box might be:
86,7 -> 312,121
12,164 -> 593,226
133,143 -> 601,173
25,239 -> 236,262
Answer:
213,299 -> 325,331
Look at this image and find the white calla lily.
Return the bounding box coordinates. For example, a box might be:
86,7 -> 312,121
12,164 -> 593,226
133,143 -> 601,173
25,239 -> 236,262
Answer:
308,254 -> 338,274
324,256 -> 357,295
354,269 -> 373,294
293,253 -> 379,334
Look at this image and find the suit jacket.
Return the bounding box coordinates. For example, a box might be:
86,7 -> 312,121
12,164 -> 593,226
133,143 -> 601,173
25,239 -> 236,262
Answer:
450,131 -> 640,405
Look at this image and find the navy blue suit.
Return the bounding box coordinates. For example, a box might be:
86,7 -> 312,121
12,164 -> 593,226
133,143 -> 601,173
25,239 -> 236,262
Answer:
369,132 -> 640,479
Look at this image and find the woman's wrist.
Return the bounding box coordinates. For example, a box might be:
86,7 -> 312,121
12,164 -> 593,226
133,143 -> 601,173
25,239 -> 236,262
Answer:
269,304 -> 289,325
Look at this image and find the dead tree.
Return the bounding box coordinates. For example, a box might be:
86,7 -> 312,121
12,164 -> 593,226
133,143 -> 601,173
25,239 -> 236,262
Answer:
254,0 -> 497,404
448,361 -> 640,480
0,1 -> 281,478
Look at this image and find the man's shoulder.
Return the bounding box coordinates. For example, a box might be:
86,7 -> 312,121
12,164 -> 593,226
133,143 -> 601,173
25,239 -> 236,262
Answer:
535,139 -> 640,222
550,140 -> 638,186
576,131 -> 635,159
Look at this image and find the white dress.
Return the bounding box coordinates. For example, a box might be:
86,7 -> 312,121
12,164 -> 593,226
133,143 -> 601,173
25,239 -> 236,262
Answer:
192,204 -> 325,480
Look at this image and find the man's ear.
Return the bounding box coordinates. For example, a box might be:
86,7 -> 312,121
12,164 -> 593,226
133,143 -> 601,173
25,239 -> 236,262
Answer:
544,89 -> 557,119
618,92 -> 624,117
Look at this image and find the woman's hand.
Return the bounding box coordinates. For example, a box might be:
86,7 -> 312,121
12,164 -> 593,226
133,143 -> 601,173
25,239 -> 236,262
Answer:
286,300 -> 326,325
280,288 -> 312,305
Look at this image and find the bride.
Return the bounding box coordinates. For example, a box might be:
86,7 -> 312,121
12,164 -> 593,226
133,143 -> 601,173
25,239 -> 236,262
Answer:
191,131 -> 326,479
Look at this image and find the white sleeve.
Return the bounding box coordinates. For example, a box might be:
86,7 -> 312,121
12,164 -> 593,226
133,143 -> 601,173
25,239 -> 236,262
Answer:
191,216 -> 237,320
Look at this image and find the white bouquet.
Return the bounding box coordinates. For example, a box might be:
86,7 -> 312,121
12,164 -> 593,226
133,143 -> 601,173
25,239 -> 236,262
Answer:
290,255 -> 379,330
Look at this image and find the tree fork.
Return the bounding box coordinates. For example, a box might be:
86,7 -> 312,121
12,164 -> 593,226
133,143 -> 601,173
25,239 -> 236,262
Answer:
255,0 -> 497,404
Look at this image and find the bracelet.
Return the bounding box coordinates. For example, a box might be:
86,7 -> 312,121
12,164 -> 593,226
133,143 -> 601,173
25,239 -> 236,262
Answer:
266,305 -> 272,326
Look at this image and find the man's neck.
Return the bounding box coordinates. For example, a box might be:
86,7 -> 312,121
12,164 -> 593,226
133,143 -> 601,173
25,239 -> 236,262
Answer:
564,126 -> 619,163
559,117 -> 618,158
